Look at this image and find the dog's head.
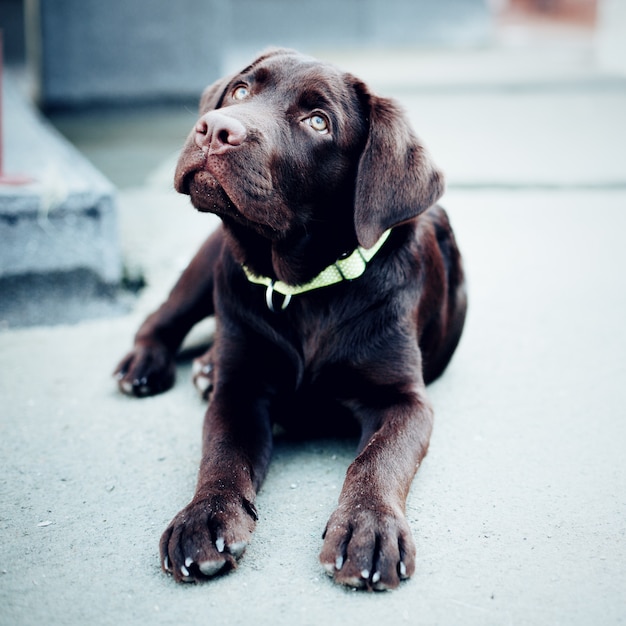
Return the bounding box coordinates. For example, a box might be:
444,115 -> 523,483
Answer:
175,49 -> 444,251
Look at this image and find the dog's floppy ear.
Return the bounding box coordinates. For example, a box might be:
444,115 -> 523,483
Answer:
198,75 -> 233,113
353,89 -> 445,249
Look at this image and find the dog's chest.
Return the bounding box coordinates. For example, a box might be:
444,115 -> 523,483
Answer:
295,305 -> 355,370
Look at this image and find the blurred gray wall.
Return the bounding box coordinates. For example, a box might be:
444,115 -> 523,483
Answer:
22,0 -> 491,109
0,0 -> 27,61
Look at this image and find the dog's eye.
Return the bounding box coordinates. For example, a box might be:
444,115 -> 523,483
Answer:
232,85 -> 249,101
305,114 -> 329,134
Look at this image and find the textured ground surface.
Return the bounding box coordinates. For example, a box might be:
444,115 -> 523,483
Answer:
2,45 -> 625,625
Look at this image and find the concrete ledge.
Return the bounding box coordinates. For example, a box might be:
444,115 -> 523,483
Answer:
0,71 -> 124,327
1,72 -> 122,285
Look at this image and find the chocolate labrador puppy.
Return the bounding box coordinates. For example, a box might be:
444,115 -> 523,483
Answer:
114,48 -> 466,591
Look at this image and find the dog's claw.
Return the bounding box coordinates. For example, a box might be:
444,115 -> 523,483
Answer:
215,536 -> 225,553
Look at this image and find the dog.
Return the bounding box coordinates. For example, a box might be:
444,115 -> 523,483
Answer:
114,48 -> 466,591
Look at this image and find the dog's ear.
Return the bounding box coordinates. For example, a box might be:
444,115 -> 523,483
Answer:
198,75 -> 233,113
353,89 -> 445,249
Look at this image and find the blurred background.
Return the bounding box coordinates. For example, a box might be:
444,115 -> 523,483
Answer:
1,0 -> 625,325
3,0 -> 604,106
2,0 -> 624,187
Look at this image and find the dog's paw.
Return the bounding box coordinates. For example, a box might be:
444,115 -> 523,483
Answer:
113,341 -> 176,397
192,351 -> 215,399
160,490 -> 258,583
319,502 -> 416,591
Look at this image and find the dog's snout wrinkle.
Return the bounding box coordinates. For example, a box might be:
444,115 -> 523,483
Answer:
195,112 -> 247,155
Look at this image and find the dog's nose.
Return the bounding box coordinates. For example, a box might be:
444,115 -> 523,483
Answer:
195,112 -> 247,155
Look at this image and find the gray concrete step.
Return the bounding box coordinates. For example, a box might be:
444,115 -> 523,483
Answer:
0,72 -> 124,327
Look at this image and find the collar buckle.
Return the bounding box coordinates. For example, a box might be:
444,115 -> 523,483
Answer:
265,282 -> 292,312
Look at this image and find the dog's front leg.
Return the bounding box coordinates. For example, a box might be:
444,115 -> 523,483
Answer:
114,228 -> 223,397
160,383 -> 273,582
320,390 -> 433,591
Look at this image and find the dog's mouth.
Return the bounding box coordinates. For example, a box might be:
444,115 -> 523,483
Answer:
174,141 -> 296,241
174,144 -> 241,213
178,166 -> 287,241
174,147 -> 208,195
186,170 -> 229,207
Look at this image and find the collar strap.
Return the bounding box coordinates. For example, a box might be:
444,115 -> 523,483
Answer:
242,229 -> 392,311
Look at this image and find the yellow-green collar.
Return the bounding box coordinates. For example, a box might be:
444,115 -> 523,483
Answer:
242,229 -> 392,311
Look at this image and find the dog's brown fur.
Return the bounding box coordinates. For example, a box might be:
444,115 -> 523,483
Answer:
114,49 -> 466,591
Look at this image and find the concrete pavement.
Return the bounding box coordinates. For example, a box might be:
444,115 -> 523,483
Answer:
1,44 -> 626,625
